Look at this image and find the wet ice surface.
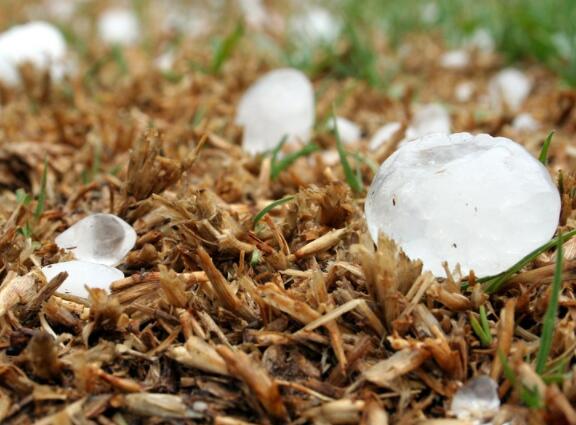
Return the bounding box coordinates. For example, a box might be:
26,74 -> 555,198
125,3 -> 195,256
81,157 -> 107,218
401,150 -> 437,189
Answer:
365,132 -> 561,277
450,376 -> 500,424
55,213 -> 137,267
41,260 -> 123,298
236,68 -> 315,155
0,21 -> 68,86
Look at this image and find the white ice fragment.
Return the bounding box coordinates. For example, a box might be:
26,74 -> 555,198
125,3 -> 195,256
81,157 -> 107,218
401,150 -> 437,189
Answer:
489,68 -> 532,112
440,49 -> 470,69
41,260 -> 123,298
155,50 -> 174,72
328,116 -> 361,144
365,132 -> 561,277
290,7 -> 341,45
455,81 -> 474,102
512,112 -> 540,132
369,122 -> 402,150
0,21 -> 68,86
236,68 -> 315,155
450,376 -> 500,423
407,103 -> 451,140
238,0 -> 268,29
55,213 -> 137,267
98,8 -> 140,45
467,28 -> 495,53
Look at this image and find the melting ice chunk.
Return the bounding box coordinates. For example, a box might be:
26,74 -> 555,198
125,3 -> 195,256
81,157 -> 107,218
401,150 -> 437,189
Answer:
450,376 -> 500,423
328,116 -> 361,145
236,68 -> 315,155
41,260 -> 123,298
489,68 -> 531,112
365,133 -> 561,277
55,213 -> 137,267
98,8 -> 140,46
0,21 -> 68,86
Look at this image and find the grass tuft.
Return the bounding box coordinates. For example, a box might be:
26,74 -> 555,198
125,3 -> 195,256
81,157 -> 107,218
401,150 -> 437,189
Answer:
538,131 -> 554,165
270,143 -> 320,181
470,305 -> 492,346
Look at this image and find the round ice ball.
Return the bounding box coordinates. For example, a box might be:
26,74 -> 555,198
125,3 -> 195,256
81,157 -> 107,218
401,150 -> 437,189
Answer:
365,132 -> 561,277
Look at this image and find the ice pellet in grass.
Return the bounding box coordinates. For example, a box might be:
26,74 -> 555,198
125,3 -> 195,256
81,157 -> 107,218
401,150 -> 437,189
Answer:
407,103 -> 451,140
236,68 -> 314,155
0,21 -> 67,86
369,122 -> 402,150
55,213 -> 137,267
328,116 -> 361,145
98,8 -> 140,46
489,68 -> 531,112
365,133 -> 561,277
440,49 -> 470,69
41,261 -> 123,298
450,376 -> 500,424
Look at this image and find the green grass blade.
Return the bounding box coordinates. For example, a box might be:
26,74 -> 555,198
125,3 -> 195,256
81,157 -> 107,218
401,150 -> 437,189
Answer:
470,315 -> 491,347
333,109 -> 363,193
15,188 -> 31,206
479,305 -> 492,345
270,135 -> 288,172
253,196 -> 295,225
210,23 -> 244,74
535,232 -> 564,375
482,229 -> 576,293
270,143 -> 320,180
34,158 -> 48,222
538,131 -> 554,165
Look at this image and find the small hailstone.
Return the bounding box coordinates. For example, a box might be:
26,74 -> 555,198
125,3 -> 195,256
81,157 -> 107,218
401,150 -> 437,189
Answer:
369,122 -> 402,150
468,28 -> 495,53
365,133 -> 561,277
235,68 -> 314,155
455,81 -> 474,102
55,213 -> 137,267
328,116 -> 361,144
407,103 -> 451,140
512,112 -> 540,132
41,260 -> 123,297
0,21 -> 68,86
98,8 -> 140,45
440,49 -> 470,69
155,50 -> 174,72
238,0 -> 268,29
489,68 -> 532,112
450,376 -> 500,423
290,7 -> 341,45
420,2 -> 439,23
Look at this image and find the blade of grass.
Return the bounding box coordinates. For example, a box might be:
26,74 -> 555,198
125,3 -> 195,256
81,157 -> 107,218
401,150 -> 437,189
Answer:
482,229 -> 576,293
333,108 -> 363,193
535,232 -> 564,375
470,315 -> 492,347
270,135 -> 287,170
479,305 -> 492,345
538,131 -> 554,165
270,143 -> 320,180
34,158 -> 48,222
210,22 -> 244,74
253,196 -> 295,225
15,188 -> 31,206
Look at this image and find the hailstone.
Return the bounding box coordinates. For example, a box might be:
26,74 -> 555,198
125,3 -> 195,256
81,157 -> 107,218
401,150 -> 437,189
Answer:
328,116 -> 361,144
0,21 -> 68,86
55,213 -> 137,267
235,68 -> 315,155
489,68 -> 531,112
41,260 -> 123,298
98,8 -> 140,46
365,133 -> 560,277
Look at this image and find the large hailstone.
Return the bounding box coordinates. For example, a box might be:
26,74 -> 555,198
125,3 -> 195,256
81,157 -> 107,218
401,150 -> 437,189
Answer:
365,133 -> 560,277
98,8 -> 140,46
55,213 -> 137,267
41,261 -> 123,298
0,21 -> 68,86
235,68 -> 315,155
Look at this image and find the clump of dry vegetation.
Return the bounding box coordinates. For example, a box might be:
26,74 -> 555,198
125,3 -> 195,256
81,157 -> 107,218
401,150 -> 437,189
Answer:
0,1 -> 575,424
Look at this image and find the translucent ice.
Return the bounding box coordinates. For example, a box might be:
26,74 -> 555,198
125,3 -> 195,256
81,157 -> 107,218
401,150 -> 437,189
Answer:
328,116 -> 361,144
450,376 -> 500,423
489,68 -> 531,112
236,68 -> 315,155
41,260 -> 123,298
55,213 -> 137,267
0,21 -> 68,86
365,133 -> 561,277
98,8 -> 140,46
